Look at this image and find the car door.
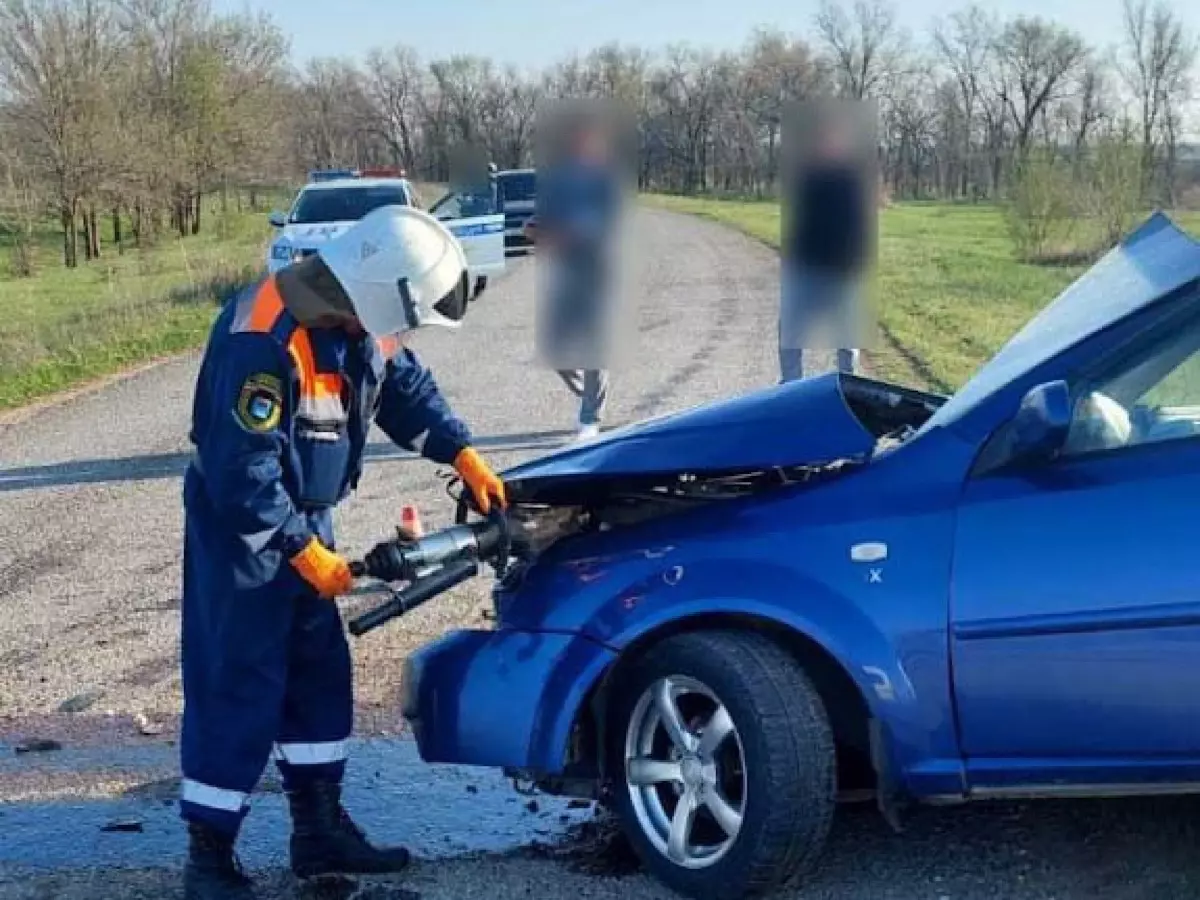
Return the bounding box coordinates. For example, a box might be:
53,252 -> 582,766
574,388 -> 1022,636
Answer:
950,298 -> 1200,788
429,190 -> 506,278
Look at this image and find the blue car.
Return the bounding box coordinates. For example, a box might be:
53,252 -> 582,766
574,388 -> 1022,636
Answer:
400,212 -> 1200,899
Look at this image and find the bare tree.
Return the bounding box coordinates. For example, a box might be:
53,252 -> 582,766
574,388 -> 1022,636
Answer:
0,118 -> 44,274
992,16 -> 1086,158
363,45 -> 423,172
1064,55 -> 1109,167
740,29 -> 828,194
0,0 -> 122,266
884,66 -> 939,198
1120,0 -> 1198,202
932,5 -> 996,197
814,0 -> 908,100
297,57 -> 378,169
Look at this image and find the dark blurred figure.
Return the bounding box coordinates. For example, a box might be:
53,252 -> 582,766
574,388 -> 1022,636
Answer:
535,102 -> 627,442
780,100 -> 877,382
448,143 -> 498,218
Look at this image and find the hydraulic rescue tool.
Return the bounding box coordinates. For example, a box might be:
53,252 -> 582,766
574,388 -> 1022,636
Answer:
345,508 -> 516,636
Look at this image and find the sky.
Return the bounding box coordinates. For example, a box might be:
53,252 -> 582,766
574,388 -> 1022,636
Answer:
211,0 -> 1199,69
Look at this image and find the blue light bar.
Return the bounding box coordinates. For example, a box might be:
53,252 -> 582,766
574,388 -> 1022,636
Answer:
308,168 -> 360,182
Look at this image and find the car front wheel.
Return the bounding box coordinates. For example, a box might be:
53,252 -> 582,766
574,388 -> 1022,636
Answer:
606,631 -> 835,900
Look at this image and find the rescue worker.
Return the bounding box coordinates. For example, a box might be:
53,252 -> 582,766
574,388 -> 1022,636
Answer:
179,204 -> 507,899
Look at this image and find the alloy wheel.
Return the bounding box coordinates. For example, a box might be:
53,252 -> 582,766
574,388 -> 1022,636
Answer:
623,675 -> 748,869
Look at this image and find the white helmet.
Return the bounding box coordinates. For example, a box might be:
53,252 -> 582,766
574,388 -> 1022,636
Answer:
317,205 -> 466,336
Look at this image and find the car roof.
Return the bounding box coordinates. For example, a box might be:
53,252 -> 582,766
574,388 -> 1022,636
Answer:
496,168 -> 535,177
299,177 -> 412,192
923,211 -> 1200,432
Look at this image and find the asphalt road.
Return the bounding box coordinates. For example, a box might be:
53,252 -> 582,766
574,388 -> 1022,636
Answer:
2,206 -> 1199,899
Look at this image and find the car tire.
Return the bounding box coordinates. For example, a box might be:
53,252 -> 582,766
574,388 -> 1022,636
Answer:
473,275 -> 488,299
605,631 -> 835,900
434,274 -> 469,322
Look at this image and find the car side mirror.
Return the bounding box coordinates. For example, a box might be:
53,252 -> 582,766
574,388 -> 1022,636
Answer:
268,210 -> 286,228
1008,380 -> 1072,466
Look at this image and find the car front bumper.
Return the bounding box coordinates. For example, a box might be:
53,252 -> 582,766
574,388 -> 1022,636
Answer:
402,627 -> 616,772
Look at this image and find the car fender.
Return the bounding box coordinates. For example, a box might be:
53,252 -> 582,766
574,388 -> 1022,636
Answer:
592,557 -> 906,708
523,556 -> 922,779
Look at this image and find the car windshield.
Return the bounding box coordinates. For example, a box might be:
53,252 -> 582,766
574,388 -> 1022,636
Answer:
289,185 -> 409,224
498,173 -> 536,202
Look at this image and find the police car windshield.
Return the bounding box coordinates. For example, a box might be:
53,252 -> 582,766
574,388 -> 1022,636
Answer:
498,173 -> 536,202
290,185 -> 410,224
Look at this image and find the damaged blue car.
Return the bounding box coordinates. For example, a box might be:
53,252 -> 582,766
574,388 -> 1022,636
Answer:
395,212 -> 1200,899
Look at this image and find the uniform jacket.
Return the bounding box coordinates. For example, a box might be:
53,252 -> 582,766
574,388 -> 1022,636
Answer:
184,275 -> 471,590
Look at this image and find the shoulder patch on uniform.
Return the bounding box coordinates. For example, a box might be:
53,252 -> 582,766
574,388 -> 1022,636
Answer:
235,372 -> 283,433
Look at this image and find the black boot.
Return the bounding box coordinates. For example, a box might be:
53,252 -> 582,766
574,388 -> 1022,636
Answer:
286,781 -> 411,878
183,821 -> 257,900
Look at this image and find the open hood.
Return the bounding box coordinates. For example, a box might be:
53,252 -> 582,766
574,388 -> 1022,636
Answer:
503,372 -> 882,499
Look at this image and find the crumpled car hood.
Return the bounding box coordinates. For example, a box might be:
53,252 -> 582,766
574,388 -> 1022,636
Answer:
502,372 -> 876,495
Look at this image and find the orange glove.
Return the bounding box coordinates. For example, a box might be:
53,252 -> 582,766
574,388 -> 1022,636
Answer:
290,537 -> 354,599
453,447 -> 508,515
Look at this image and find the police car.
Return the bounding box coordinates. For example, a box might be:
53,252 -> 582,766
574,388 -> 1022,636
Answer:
267,168 -> 505,319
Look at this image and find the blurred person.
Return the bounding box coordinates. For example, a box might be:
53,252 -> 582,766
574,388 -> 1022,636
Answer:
780,102 -> 875,382
449,144 -> 497,217
461,163 -> 500,218
179,205 -> 506,900
535,107 -> 626,442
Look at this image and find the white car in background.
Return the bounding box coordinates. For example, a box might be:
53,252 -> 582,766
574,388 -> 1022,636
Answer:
267,169 -> 505,320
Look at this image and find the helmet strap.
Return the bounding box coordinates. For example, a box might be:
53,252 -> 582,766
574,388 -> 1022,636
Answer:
396,277 -> 422,330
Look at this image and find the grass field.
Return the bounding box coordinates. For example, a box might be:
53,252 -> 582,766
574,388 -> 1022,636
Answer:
0,199 -> 283,410
647,194 -> 1200,393
0,185 -> 458,411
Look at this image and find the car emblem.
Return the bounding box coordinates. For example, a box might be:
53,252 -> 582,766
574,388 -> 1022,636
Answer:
850,542 -> 888,563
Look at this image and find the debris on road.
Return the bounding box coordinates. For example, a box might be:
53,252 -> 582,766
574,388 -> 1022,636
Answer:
134,713 -> 163,736
297,874 -> 358,899
100,818 -> 144,833
58,691 -> 104,714
293,874 -> 422,900
13,738 -> 62,754
525,811 -> 642,878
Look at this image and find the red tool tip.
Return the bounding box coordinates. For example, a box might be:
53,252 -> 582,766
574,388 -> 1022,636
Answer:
399,504 -> 424,537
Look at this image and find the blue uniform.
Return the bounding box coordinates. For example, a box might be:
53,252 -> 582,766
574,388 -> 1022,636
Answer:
179,275 -> 471,835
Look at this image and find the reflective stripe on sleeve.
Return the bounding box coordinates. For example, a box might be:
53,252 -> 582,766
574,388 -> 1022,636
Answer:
273,740 -> 348,765
180,779 -> 249,812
